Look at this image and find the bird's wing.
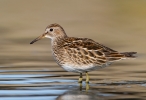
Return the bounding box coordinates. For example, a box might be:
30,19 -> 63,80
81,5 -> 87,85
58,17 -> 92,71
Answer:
62,37 -> 125,64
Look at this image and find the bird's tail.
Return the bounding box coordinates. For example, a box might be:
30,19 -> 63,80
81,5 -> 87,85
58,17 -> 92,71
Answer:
107,51 -> 137,62
121,52 -> 137,58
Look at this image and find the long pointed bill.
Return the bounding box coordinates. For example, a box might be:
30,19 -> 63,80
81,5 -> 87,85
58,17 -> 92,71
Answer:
30,33 -> 46,44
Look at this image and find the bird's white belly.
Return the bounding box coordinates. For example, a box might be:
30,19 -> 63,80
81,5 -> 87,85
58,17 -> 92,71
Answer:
61,63 -> 110,73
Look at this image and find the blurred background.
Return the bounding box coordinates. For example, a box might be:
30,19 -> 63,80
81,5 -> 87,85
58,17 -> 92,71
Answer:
0,0 -> 146,100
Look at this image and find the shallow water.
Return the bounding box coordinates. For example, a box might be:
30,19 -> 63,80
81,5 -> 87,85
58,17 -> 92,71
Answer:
0,0 -> 146,100
0,56 -> 146,100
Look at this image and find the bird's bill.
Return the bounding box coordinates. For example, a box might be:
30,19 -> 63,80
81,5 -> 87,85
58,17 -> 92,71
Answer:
30,33 -> 46,44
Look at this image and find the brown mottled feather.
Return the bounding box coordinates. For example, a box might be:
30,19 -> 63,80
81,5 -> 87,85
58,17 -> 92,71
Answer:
56,37 -> 115,66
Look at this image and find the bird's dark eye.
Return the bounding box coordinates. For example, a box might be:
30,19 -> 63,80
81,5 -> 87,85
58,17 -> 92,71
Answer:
50,28 -> 53,32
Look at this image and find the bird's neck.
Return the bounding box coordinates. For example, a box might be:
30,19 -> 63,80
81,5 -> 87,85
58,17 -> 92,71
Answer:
51,34 -> 67,44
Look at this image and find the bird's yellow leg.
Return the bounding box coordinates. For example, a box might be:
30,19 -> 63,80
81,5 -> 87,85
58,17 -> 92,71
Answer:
78,73 -> 82,83
79,82 -> 82,91
85,72 -> 89,83
86,82 -> 89,91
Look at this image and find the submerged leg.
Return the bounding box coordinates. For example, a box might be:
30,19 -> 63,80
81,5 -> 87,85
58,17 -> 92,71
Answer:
78,73 -> 82,83
85,72 -> 89,83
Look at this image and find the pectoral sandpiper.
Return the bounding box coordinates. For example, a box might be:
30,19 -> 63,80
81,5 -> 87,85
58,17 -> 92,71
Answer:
30,23 -> 137,83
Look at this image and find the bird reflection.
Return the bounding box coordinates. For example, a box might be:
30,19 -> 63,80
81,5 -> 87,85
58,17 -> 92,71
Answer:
56,83 -> 102,100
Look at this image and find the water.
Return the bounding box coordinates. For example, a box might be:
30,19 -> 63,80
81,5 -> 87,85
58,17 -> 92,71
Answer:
0,60 -> 145,100
0,0 -> 146,100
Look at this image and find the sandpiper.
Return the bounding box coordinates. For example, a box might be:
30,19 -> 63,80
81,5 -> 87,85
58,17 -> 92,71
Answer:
30,23 -> 137,83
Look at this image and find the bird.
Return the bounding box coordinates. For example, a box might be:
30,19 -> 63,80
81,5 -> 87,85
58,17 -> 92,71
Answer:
30,23 -> 137,83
